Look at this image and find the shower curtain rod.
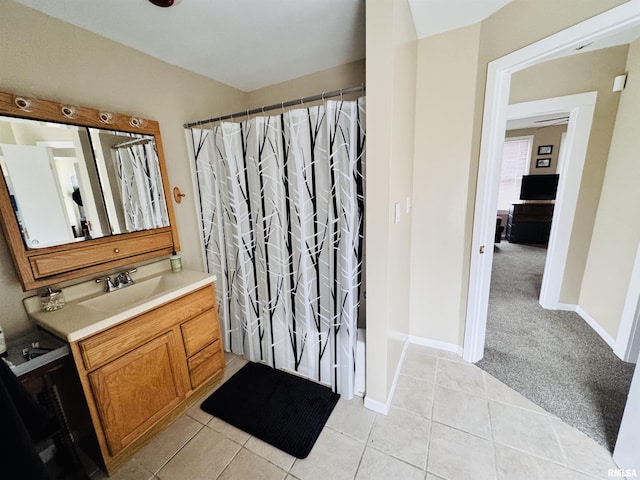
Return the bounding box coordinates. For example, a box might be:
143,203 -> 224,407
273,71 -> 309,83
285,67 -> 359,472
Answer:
183,84 -> 365,129
111,138 -> 153,149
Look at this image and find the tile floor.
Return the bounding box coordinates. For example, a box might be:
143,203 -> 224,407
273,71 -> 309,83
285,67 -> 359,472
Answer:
87,344 -> 623,480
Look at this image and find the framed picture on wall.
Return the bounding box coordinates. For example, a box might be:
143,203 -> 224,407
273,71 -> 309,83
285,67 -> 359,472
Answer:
537,145 -> 553,155
536,158 -> 551,168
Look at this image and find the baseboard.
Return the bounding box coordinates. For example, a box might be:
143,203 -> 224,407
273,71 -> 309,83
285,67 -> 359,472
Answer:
556,303 -> 577,312
408,335 -> 464,357
363,396 -> 388,414
362,336 -> 465,414
575,306 -> 617,350
363,338 -> 410,415
545,303 -> 618,353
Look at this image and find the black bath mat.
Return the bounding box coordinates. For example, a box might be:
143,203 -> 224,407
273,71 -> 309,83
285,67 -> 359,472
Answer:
200,361 -> 339,459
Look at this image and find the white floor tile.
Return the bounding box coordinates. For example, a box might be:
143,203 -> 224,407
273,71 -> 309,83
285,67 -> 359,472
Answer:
135,415 -> 204,473
156,426 -> 241,480
368,407 -> 430,469
218,448 -> 287,480
245,436 -> 296,472
290,428 -> 364,480
355,447 -> 425,480
432,385 -> 491,438
489,400 -> 564,463
427,422 -> 497,480
436,358 -> 485,396
100,345 -> 621,480
495,444 -> 572,480
326,396 -> 376,442
391,374 -> 434,418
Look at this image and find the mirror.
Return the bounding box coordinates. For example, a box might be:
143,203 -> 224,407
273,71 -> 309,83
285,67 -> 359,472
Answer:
0,117 -> 170,249
0,90 -> 178,291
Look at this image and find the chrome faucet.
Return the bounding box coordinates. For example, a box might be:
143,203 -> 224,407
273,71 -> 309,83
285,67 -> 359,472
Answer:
95,268 -> 137,292
114,268 -> 137,288
95,275 -> 118,292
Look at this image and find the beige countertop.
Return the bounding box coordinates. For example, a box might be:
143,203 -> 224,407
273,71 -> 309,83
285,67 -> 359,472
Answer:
24,266 -> 216,343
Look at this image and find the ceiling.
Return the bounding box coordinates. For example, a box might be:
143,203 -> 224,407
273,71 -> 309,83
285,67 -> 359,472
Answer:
407,0 -> 511,38
12,0 -> 513,92
507,113 -> 569,131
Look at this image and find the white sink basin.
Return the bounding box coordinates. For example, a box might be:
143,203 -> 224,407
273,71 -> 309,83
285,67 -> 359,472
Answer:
79,275 -> 167,313
25,268 -> 216,343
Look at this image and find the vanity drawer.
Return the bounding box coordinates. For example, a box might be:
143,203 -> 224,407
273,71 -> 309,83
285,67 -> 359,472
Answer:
181,308 -> 220,357
187,340 -> 223,389
29,231 -> 173,278
79,285 -> 216,371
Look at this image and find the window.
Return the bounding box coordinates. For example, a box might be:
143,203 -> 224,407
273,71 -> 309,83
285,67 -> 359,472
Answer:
497,136 -> 532,211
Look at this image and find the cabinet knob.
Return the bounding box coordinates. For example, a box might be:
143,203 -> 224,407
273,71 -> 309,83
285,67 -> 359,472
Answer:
114,248 -> 120,253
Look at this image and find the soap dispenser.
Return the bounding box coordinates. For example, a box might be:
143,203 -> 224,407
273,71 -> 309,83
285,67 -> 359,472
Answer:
170,251 -> 183,272
40,287 -> 66,312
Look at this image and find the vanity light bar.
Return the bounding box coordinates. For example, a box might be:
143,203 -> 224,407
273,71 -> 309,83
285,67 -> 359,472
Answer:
13,96 -> 35,112
0,91 -> 155,134
60,105 -> 78,119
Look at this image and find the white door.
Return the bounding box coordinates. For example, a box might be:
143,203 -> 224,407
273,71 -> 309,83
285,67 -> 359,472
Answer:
1,144 -> 73,248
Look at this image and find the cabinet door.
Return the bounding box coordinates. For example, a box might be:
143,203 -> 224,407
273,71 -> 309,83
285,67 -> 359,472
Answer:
88,331 -> 186,456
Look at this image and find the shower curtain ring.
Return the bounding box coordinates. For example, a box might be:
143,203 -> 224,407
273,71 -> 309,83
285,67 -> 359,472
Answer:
340,88 -> 343,100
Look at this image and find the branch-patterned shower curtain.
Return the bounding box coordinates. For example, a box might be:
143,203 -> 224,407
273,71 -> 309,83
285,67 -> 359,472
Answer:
115,142 -> 169,231
189,98 -> 365,398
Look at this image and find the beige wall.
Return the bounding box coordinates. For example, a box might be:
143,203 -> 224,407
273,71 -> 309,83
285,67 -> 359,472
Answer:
506,125 -> 567,175
580,38 -> 640,338
365,0 -> 417,405
509,47 -> 627,304
0,2 -> 246,338
246,60 -> 365,107
1,3 -> 361,341
410,24 -> 482,346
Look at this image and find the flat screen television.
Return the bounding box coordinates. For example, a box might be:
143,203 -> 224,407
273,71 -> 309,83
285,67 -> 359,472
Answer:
519,174 -> 559,200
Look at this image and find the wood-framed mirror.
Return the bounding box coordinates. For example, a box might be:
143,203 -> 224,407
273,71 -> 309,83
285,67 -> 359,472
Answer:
0,90 -> 179,291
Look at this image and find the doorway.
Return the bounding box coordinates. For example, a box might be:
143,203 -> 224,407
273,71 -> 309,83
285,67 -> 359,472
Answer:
462,0 -> 640,467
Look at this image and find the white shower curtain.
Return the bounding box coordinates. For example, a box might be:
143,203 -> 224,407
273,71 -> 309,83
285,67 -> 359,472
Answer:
189,98 -> 365,397
115,142 -> 169,231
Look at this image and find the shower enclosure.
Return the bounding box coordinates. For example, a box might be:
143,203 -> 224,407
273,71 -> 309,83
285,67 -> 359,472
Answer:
188,96 -> 365,398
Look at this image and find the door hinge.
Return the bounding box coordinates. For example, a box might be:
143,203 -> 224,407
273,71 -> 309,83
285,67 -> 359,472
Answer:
479,245 -> 485,254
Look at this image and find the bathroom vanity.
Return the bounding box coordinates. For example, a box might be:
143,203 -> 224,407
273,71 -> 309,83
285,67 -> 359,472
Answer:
25,266 -> 224,474
0,90 -> 225,476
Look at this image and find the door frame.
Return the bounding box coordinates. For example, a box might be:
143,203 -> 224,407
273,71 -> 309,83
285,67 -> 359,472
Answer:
508,95 -> 596,311
463,0 -> 640,364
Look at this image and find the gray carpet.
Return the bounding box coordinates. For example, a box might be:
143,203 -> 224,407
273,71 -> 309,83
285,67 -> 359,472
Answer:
477,242 -> 635,451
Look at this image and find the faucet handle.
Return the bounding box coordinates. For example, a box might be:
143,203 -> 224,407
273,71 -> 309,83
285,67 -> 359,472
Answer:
95,276 -> 116,292
116,268 -> 137,285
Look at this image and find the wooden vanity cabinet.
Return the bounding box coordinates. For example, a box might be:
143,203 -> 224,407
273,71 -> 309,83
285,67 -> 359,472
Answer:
69,283 -> 224,475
